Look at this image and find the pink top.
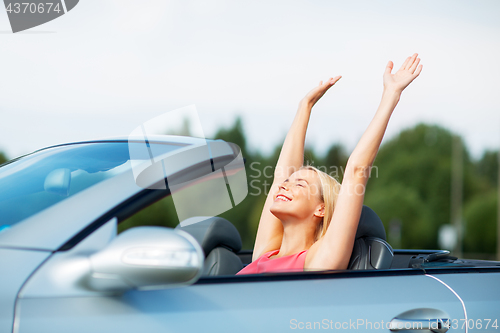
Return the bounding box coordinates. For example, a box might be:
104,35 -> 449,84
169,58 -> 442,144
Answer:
236,249 -> 308,275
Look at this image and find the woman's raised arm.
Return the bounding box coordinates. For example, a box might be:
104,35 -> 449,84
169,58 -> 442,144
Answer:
306,54 -> 423,270
252,76 -> 342,261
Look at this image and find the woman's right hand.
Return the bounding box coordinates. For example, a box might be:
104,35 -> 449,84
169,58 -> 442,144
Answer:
300,75 -> 342,108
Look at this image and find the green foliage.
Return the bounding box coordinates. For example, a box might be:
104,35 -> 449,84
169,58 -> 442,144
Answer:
364,124 -> 488,249
118,196 -> 179,234
365,183 -> 430,249
214,117 -> 248,158
476,150 -> 498,189
323,144 -> 348,181
463,191 -> 497,254
0,152 -> 7,165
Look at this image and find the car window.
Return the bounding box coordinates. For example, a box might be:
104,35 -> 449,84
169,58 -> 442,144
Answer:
118,195 -> 179,233
0,142 -> 184,231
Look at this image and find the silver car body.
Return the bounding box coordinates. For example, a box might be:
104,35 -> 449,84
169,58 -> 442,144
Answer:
1,136 -> 499,333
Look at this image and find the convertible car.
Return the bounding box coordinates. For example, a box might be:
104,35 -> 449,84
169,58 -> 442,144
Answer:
0,136 -> 499,333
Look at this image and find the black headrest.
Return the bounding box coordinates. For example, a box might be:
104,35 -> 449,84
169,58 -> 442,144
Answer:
355,206 -> 386,241
175,217 -> 242,256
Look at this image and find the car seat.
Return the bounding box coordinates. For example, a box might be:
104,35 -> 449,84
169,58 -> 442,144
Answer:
347,205 -> 394,270
176,217 -> 243,276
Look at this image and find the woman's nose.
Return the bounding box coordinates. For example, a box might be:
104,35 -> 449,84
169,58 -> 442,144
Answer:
279,183 -> 288,191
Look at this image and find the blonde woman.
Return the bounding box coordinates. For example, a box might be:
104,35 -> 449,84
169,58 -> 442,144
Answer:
237,54 -> 423,274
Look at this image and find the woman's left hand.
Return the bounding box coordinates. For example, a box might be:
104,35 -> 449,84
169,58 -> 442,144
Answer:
383,53 -> 423,93
300,75 -> 342,108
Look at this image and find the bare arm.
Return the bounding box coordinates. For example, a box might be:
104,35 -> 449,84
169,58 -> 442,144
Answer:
306,54 -> 423,270
252,76 -> 342,261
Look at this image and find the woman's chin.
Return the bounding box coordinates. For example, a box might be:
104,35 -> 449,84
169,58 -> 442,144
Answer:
270,203 -> 288,219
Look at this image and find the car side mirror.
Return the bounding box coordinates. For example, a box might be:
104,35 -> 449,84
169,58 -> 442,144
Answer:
87,226 -> 204,292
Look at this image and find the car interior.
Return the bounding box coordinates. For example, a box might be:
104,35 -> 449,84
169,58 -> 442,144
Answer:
176,205 -> 398,276
115,187 -> 500,278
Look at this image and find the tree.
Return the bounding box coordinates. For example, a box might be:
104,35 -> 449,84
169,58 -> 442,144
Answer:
213,116 -> 248,158
323,144 -> 348,182
0,151 -> 7,165
364,124 -> 481,249
476,150 -> 498,189
463,191 -> 497,256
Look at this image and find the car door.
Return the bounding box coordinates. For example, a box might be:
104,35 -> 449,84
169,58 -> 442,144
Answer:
425,268 -> 500,332
16,272 -> 465,333
0,249 -> 50,333
16,219 -> 465,333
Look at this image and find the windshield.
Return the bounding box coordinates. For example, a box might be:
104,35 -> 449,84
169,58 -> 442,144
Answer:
0,141 -> 185,230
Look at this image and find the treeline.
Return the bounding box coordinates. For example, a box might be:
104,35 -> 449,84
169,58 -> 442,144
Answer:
215,119 -> 498,258
0,153 -> 7,165
3,120 -> 496,257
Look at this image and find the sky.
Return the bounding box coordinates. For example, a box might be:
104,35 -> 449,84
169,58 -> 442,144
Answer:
0,0 -> 499,159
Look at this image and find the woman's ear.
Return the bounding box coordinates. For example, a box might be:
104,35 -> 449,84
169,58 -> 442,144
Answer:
313,203 -> 325,218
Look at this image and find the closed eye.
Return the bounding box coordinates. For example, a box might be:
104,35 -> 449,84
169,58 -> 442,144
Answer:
295,178 -> 309,187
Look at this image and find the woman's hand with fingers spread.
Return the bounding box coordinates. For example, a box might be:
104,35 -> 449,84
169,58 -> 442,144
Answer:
383,53 -> 423,94
300,75 -> 342,108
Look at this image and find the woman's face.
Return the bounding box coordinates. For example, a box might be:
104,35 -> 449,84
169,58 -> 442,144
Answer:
270,169 -> 324,221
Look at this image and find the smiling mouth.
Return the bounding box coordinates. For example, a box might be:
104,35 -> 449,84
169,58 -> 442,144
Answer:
275,194 -> 292,202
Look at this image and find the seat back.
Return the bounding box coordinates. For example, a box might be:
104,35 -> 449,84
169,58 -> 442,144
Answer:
176,217 -> 243,276
348,206 -> 393,270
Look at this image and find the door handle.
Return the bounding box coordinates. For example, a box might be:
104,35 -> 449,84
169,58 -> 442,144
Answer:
389,318 -> 450,333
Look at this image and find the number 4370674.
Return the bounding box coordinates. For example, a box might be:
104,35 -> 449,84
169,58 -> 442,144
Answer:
6,3 -> 62,14
451,319 -> 499,330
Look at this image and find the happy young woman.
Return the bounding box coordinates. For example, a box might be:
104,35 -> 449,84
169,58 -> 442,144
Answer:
236,53 -> 423,274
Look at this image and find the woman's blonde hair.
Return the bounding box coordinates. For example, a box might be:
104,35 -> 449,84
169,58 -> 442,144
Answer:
300,165 -> 341,241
